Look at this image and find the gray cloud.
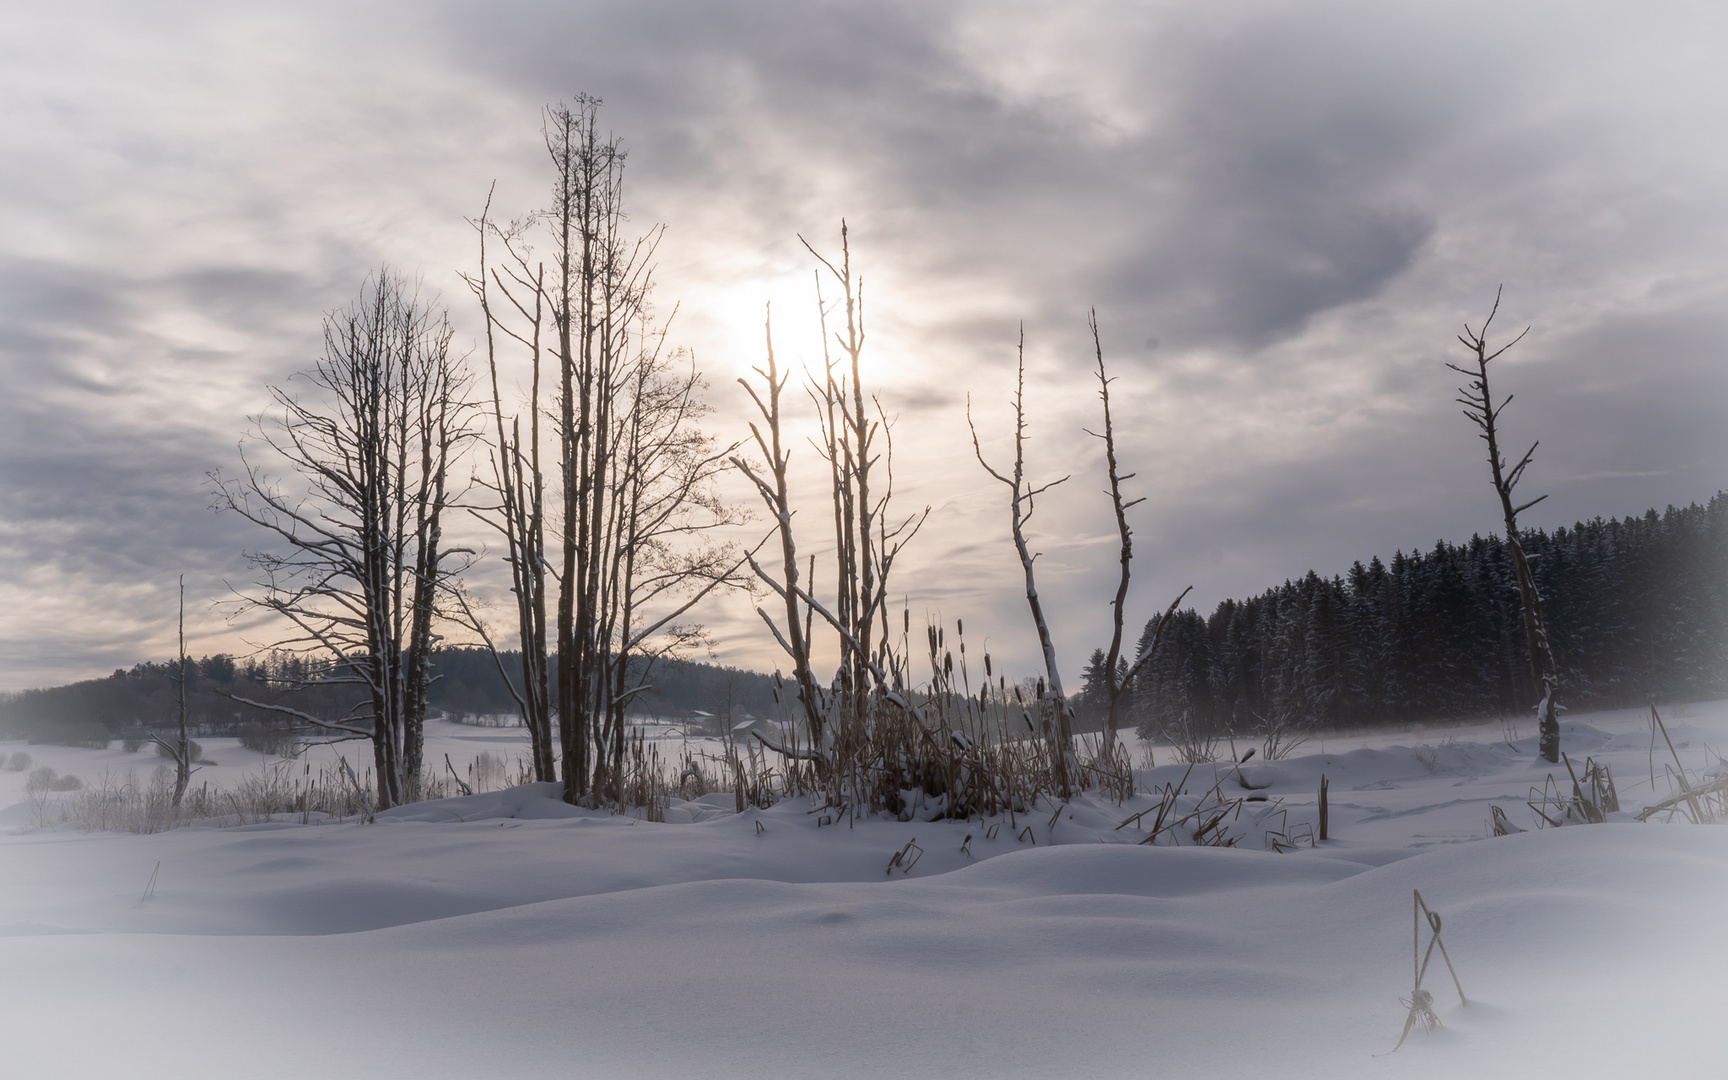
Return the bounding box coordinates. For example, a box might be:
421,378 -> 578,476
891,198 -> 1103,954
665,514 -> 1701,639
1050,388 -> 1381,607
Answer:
3,0 -> 1726,690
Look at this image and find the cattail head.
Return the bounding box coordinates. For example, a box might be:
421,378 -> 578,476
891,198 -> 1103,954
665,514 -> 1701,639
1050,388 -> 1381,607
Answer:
984,653 -> 992,678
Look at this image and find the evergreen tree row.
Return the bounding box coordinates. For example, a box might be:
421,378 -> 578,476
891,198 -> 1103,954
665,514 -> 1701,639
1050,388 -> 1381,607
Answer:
1077,494 -> 1728,738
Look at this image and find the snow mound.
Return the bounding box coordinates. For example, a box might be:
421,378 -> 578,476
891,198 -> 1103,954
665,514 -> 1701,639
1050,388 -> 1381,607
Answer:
937,841 -> 1364,897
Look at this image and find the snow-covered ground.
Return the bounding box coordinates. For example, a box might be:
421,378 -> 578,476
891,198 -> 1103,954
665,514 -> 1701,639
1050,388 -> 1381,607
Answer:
3,701 -> 1725,1079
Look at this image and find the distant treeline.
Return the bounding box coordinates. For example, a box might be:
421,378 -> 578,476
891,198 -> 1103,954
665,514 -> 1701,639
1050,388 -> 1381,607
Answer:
1107,494 -> 1728,737
0,653 -> 365,746
0,649 -> 782,744
9,496 -> 1724,745
427,648 -> 780,723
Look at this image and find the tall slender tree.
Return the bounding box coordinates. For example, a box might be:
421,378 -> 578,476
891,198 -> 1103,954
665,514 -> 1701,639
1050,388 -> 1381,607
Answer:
1082,311 -> 1191,754
1448,288 -> 1561,762
466,188 -> 556,782
148,576 -> 195,807
969,329 -> 1077,791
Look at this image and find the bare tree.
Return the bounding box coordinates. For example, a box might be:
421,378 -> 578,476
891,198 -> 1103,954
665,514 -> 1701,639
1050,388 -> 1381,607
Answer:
590,314 -> 748,795
149,576 -> 195,806
213,269 -> 476,809
465,189 -> 556,782
734,306 -> 828,752
1449,288 -> 1560,763
968,328 -> 1076,792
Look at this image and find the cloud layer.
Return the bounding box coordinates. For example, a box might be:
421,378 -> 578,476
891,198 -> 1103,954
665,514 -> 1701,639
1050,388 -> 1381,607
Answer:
3,0 -> 1726,690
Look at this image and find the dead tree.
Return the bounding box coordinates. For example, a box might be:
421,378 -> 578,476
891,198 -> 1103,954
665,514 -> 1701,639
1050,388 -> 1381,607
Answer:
213,269 -> 476,808
969,328 -> 1076,793
1449,288 -> 1560,762
1089,310 -> 1138,755
734,306 -> 828,752
1083,312 -> 1194,755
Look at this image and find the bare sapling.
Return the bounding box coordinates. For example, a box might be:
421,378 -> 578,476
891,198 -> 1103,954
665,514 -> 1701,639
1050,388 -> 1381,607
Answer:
600,312 -> 751,793
1448,288 -> 1560,762
148,576 -> 196,806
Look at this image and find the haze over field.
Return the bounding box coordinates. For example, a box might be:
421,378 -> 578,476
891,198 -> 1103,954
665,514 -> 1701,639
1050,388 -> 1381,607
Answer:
4,1 -> 1727,689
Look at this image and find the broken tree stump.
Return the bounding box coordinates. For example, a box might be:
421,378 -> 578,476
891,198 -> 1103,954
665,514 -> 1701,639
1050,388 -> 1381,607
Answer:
1319,774 -> 1329,841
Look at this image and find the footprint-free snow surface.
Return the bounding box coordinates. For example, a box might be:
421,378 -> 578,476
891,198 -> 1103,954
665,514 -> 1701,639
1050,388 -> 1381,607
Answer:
4,703 -> 1726,1079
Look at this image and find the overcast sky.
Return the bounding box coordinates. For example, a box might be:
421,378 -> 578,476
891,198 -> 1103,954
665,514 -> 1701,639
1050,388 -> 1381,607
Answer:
3,0 -> 1726,692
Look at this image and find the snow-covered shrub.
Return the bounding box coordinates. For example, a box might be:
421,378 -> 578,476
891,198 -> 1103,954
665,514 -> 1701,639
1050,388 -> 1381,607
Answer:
21,766 -> 82,828
3,751 -> 31,771
26,766 -> 84,792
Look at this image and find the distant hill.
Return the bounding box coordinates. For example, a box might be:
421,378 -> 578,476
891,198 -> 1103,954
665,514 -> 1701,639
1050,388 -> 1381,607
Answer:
0,650 -> 784,745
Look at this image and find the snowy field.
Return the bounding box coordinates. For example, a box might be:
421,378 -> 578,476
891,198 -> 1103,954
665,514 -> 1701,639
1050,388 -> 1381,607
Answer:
3,701 -> 1726,1079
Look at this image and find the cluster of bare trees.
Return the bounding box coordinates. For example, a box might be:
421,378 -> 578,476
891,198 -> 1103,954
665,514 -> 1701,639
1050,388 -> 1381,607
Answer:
733,223 -> 928,764
211,91 -> 1573,815
729,237 -> 1189,802
217,97 -> 739,809
966,290 -> 1569,775
466,96 -> 744,805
